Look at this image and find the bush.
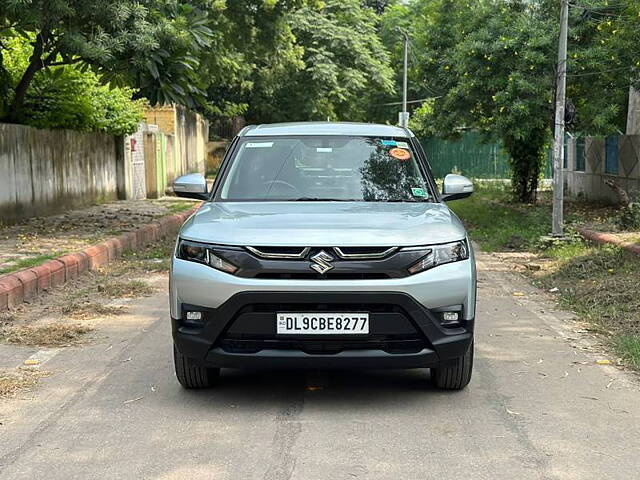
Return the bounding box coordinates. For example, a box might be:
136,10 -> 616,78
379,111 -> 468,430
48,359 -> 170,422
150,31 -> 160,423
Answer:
2,35 -> 143,136
616,203 -> 640,231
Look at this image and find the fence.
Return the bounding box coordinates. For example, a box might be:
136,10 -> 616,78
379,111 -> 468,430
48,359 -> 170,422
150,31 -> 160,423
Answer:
421,132 -> 553,179
210,117 -> 246,140
1,106 -> 210,224
0,124 -> 120,225
564,135 -> 640,203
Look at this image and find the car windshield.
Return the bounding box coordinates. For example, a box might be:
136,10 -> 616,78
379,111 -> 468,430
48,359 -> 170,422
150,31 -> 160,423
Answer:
219,136 -> 432,202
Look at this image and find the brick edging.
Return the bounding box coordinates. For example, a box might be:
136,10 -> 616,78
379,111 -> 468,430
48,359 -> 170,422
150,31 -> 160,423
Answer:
0,205 -> 199,311
577,227 -> 640,255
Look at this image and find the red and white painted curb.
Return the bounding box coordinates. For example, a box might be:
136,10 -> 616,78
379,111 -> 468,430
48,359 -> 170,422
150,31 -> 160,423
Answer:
577,227 -> 640,255
0,205 -> 199,311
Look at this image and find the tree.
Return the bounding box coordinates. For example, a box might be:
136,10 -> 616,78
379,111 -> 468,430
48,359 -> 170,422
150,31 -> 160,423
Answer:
380,0 -> 640,202
197,0 -> 311,119
361,0 -> 393,15
0,0 -> 212,121
384,0 -> 558,202
2,34 -> 143,135
568,0 -> 640,134
246,0 -> 395,123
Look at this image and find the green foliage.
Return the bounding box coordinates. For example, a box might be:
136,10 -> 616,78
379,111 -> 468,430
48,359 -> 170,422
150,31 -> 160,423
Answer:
396,0 -> 557,202
379,0 -> 640,202
2,35 -> 142,135
568,0 -> 640,134
199,0 -> 308,119
448,183 -> 552,252
616,203 -> 640,230
614,334 -> 640,370
245,0 -> 395,123
0,0 -> 213,120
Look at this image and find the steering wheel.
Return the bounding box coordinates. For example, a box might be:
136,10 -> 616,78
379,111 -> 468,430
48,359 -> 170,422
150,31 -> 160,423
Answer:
263,180 -> 301,198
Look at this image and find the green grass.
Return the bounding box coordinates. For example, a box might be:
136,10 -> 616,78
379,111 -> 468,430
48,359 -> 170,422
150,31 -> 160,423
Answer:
119,235 -> 175,272
449,185 -> 551,252
614,335 -> 640,370
0,253 -> 65,274
536,245 -> 640,336
452,184 -> 640,370
165,201 -> 194,214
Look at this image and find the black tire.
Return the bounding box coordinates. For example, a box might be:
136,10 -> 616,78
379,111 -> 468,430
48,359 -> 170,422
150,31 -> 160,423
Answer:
430,341 -> 474,390
173,344 -> 220,389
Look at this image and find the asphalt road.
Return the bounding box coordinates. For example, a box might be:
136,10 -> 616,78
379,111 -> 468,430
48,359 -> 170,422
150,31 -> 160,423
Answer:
1,251 -> 639,480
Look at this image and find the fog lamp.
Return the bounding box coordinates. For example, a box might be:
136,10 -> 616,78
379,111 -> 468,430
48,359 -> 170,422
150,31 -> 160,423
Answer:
442,312 -> 459,322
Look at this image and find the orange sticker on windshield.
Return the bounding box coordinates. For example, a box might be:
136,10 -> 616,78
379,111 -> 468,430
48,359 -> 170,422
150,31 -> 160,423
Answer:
389,148 -> 411,161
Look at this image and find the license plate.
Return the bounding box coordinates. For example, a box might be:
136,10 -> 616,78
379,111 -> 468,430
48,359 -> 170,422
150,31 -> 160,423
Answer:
276,313 -> 369,335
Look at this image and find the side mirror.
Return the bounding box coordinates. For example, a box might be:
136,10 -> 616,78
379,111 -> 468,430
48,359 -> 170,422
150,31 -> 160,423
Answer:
173,173 -> 209,200
442,174 -> 474,202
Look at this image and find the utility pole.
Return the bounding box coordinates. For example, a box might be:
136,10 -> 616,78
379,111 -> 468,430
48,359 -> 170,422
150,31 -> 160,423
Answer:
626,84 -> 640,135
397,28 -> 410,128
552,0 -> 569,237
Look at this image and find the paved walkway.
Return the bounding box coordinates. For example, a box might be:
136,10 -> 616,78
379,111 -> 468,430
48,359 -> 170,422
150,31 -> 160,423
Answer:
0,198 -> 193,273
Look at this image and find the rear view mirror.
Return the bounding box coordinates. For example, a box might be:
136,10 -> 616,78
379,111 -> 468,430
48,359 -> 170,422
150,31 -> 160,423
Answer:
442,174 -> 474,202
173,173 -> 209,200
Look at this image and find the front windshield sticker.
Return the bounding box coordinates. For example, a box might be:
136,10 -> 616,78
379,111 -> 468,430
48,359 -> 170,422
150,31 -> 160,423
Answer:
389,148 -> 411,161
317,147 -> 333,153
381,140 -> 397,147
246,142 -> 274,148
396,141 -> 409,149
411,187 -> 427,197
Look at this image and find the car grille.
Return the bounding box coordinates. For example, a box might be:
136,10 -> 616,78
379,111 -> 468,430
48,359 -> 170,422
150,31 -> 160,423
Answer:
231,245 -> 426,280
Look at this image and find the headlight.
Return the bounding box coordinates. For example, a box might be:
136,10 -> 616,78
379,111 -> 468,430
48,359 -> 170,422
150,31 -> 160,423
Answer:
176,239 -> 238,274
407,240 -> 469,275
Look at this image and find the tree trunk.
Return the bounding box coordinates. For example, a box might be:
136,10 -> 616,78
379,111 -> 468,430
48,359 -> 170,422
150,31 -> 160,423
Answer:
5,33 -> 46,123
504,133 -> 545,203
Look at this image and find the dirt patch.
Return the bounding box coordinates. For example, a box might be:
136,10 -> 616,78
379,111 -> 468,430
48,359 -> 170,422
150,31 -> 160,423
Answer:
0,368 -> 50,398
532,246 -> 640,336
61,302 -> 127,319
0,323 -> 94,347
0,236 -> 174,340
0,198 -> 193,273
98,280 -> 156,299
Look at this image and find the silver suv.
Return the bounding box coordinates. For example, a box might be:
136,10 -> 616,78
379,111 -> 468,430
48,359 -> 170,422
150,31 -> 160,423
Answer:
171,122 -> 476,390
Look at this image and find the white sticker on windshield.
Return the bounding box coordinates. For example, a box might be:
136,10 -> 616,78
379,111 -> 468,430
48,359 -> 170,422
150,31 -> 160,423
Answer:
396,141 -> 409,149
246,142 -> 273,148
317,147 -> 333,153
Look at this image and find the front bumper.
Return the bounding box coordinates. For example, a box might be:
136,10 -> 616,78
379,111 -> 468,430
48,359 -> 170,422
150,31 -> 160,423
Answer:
172,291 -> 474,370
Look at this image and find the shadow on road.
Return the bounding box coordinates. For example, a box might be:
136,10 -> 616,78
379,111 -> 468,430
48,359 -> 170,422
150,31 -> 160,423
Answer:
168,368 -> 456,410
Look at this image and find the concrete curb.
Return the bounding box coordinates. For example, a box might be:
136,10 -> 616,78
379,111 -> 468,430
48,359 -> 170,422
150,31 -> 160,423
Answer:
0,204 -> 199,312
577,227 -> 640,255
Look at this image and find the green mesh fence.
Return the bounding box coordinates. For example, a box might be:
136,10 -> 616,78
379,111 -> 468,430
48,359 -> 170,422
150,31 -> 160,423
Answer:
421,132 -> 552,179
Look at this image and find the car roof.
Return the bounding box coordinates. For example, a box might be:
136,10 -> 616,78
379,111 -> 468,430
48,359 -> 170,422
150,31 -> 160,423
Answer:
239,122 -> 415,138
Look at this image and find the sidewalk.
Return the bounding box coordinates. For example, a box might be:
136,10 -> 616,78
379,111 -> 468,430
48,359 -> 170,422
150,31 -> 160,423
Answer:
0,198 -> 194,274
0,197 -> 198,311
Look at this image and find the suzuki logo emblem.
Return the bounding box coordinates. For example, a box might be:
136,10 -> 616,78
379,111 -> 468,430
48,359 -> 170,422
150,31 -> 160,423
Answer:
310,250 -> 335,274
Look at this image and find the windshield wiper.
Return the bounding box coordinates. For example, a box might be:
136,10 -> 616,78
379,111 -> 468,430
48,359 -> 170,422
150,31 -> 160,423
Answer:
291,197 -> 355,202
376,198 -> 427,203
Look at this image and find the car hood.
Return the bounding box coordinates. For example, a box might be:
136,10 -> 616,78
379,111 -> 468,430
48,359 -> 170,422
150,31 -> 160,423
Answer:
180,202 -> 467,247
